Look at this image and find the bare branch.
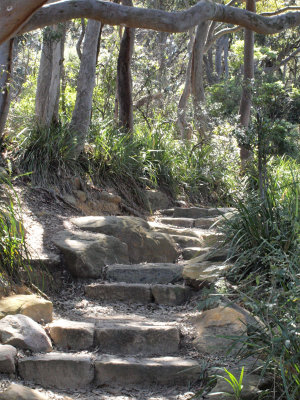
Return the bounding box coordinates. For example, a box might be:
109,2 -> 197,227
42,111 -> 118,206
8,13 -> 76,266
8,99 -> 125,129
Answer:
11,0 -> 300,40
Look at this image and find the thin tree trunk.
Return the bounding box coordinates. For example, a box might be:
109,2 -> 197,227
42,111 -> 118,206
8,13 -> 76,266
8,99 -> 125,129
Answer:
191,20 -> 209,138
117,0 -> 135,132
35,24 -> 65,127
239,0 -> 256,166
223,35 -> 229,78
177,29 -> 195,140
70,19 -> 102,158
0,39 -> 14,137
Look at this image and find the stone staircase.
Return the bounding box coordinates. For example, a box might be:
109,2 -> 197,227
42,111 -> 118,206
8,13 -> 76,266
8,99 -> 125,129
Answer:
0,206 -> 235,397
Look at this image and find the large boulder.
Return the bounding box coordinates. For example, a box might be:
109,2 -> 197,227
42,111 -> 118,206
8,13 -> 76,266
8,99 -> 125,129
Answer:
0,384 -> 48,400
190,306 -> 250,354
0,344 -> 17,373
52,230 -> 129,278
0,294 -> 53,323
71,216 -> 178,264
0,314 -> 52,352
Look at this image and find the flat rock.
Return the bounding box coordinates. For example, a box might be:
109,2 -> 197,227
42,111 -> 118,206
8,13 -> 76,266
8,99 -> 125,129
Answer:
194,217 -> 219,229
160,208 -> 174,216
18,353 -> 94,389
71,216 -> 178,264
173,207 -> 234,219
94,355 -> 201,386
85,283 -> 153,304
170,235 -> 202,248
0,344 -> 17,373
52,230 -> 129,278
191,306 -> 249,354
183,261 -> 231,288
149,222 -> 199,238
160,218 -> 195,228
49,319 -> 95,350
0,294 -> 53,323
0,314 -> 52,353
182,247 -> 210,260
0,383 -> 47,400
95,322 -> 180,355
106,263 -> 183,284
152,284 -> 192,305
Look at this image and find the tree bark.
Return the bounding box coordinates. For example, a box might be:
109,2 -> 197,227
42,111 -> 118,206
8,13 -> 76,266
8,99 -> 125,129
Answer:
191,20 -> 209,138
0,39 -> 14,137
35,24 -> 65,127
117,0 -> 135,132
70,19 -> 102,157
177,29 -> 195,140
20,1 -> 300,39
239,0 -> 256,165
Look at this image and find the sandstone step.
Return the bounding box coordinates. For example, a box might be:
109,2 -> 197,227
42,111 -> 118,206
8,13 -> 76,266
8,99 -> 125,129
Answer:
149,222 -> 200,238
49,318 -> 180,355
170,235 -> 202,248
18,353 -> 94,390
85,283 -> 193,305
106,263 -> 183,284
160,217 -> 195,228
160,208 -> 175,216
94,322 -> 180,355
194,217 -> 219,229
173,207 -> 234,219
94,355 -> 201,386
182,247 -> 211,260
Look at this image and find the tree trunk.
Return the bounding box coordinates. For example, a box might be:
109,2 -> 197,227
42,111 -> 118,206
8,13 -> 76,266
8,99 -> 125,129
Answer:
191,20 -> 209,138
117,0 -> 135,132
35,24 -> 65,127
239,0 -> 256,165
177,29 -> 195,140
0,39 -> 14,137
70,19 -> 102,158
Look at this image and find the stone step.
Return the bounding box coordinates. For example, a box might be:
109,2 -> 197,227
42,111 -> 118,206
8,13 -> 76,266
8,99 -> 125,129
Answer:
85,282 -> 193,305
170,235 -> 202,248
106,263 -> 183,284
18,353 -> 94,390
182,247 -> 211,260
160,217 -> 195,228
49,319 -> 180,355
149,222 -> 200,238
160,208 -> 175,216
194,217 -> 219,229
173,207 -> 234,219
94,355 -> 201,386
18,353 -> 201,389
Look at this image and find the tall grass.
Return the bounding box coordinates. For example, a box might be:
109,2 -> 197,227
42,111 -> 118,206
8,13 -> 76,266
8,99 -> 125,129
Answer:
0,177 -> 30,285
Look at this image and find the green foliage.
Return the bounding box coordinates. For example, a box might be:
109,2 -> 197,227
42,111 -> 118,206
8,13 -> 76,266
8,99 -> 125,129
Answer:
0,177 -> 30,284
221,367 -> 244,400
16,123 -> 83,191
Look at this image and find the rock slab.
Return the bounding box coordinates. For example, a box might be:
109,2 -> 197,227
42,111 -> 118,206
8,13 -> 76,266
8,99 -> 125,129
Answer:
94,355 -> 201,386
0,294 -> 53,323
0,344 -> 17,373
0,314 -> 52,353
18,353 -> 94,389
52,230 -> 129,278
0,383 -> 47,400
49,319 -> 95,350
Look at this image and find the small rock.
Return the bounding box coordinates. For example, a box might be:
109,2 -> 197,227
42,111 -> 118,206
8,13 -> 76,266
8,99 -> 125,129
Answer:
145,190 -> 170,211
0,344 -> 17,373
0,383 -> 47,400
73,190 -> 87,203
0,314 -> 52,352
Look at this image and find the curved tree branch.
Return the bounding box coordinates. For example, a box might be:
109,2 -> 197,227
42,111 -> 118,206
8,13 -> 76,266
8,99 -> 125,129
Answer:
18,0 -> 300,39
